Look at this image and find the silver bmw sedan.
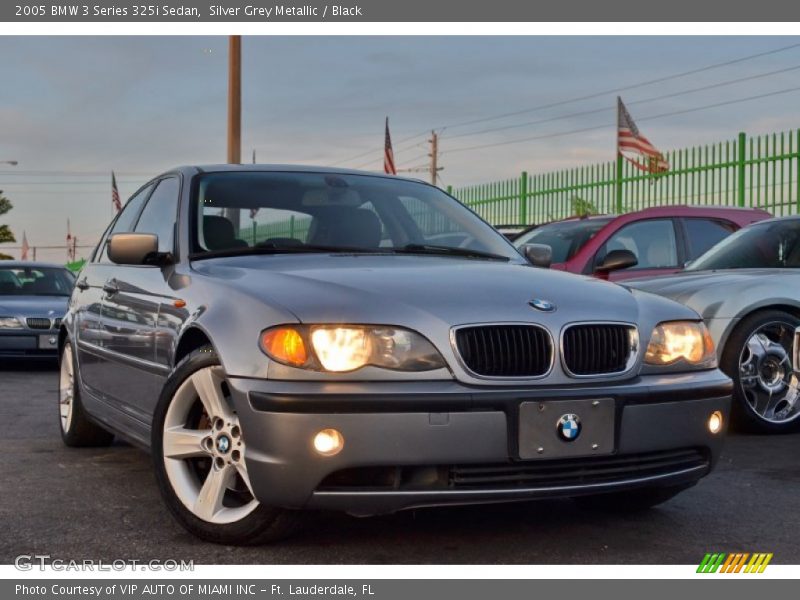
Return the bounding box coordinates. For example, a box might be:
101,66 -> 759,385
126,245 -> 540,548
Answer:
58,165 -> 731,544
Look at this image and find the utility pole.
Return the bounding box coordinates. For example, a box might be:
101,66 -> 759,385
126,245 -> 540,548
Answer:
227,35 -> 241,165
226,35 -> 242,230
428,130 -> 443,186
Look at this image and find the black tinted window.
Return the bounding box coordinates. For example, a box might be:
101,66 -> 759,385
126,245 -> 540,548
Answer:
134,178 -> 180,253
685,218 -> 736,259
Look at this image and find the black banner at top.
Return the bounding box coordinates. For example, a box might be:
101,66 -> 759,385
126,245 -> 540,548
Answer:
4,0 -> 799,22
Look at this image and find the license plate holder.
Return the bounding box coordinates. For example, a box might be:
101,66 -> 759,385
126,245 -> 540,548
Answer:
518,398 -> 615,460
38,333 -> 58,350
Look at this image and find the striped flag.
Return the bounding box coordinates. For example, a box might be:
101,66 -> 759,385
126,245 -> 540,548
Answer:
66,219 -> 74,261
111,171 -> 122,213
617,97 -> 669,174
384,117 -> 397,175
20,231 -> 29,260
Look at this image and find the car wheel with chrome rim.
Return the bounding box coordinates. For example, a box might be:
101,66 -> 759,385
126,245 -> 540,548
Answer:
721,310 -> 800,433
151,346 -> 300,545
59,339 -> 114,447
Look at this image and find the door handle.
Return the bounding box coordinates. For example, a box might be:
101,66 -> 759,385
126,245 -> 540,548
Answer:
102,280 -> 119,295
75,278 -> 89,291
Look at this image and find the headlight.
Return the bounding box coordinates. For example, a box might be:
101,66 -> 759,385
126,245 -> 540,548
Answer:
259,325 -> 446,373
0,317 -> 23,329
644,321 -> 716,367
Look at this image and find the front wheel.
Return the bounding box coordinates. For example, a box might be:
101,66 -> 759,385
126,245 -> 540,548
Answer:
720,310 -> 800,433
152,346 -> 301,545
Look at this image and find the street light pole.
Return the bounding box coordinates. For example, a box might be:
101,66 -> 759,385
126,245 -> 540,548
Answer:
227,36 -> 241,165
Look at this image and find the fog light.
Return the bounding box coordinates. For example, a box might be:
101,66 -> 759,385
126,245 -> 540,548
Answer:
708,411 -> 723,434
313,428 -> 344,456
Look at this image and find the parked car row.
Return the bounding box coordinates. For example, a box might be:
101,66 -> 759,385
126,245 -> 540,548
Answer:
2,165 -> 795,545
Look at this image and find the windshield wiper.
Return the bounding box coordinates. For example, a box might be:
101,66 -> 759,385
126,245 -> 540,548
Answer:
189,243 -> 377,261
393,243 -> 511,261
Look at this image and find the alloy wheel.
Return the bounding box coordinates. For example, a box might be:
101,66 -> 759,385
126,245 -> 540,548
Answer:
59,343 -> 75,432
162,366 -> 259,524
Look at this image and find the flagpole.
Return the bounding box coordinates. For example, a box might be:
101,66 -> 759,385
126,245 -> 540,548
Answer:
615,97 -> 624,214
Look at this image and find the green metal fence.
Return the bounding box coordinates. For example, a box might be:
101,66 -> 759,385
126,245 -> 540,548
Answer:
448,129 -> 800,225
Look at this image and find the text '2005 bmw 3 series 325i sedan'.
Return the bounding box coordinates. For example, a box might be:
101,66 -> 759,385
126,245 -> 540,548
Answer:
58,166 -> 732,544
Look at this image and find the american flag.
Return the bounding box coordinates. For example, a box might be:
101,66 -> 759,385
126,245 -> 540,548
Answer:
384,117 -> 397,175
112,171 -> 122,213
20,231 -> 29,261
66,219 -> 74,261
617,97 -> 669,174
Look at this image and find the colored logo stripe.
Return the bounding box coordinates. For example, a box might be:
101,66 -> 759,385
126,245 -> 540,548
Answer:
697,553 -> 772,573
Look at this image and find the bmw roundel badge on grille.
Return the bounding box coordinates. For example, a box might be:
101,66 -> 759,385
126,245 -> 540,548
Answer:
557,413 -> 582,441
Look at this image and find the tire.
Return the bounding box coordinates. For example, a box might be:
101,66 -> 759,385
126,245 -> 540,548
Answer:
719,310 -> 800,434
59,340 -> 114,447
151,345 -> 301,545
574,483 -> 694,513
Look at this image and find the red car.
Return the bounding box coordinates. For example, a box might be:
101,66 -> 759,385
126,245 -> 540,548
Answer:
513,205 -> 771,282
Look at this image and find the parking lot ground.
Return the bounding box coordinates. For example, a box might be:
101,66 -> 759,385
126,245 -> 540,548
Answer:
1,359 -> 798,564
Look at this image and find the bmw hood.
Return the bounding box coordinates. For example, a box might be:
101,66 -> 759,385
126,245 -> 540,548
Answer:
0,295 -> 69,318
192,254 -> 694,327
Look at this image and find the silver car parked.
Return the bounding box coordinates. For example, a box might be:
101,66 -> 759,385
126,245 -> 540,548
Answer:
59,166 -> 731,544
629,216 -> 800,434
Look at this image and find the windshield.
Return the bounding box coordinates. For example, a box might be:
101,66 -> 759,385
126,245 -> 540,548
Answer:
0,266 -> 75,296
513,218 -> 613,263
689,220 -> 800,270
190,171 -> 523,262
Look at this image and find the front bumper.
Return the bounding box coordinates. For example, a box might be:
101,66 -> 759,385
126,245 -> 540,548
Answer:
0,330 -> 59,356
229,370 -> 732,516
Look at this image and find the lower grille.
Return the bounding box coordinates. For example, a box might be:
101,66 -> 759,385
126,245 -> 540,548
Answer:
450,448 -> 707,489
454,324 -> 552,377
562,323 -> 636,375
26,318 -> 54,330
317,448 -> 709,492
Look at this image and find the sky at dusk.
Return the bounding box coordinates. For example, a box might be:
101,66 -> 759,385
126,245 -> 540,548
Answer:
1,35 -> 799,261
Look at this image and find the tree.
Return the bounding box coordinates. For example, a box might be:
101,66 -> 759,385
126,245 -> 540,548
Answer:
570,196 -> 598,217
0,191 -> 16,260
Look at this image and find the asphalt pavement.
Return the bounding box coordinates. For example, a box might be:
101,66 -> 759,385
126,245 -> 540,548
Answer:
1,359 -> 798,564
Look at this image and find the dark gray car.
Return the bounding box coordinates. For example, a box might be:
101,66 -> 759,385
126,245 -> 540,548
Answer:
59,165 -> 731,544
629,216 -> 800,434
0,262 -> 74,357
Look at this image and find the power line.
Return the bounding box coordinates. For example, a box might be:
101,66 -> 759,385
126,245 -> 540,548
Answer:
437,41 -> 800,133
327,129 -> 431,167
443,85 -> 800,155
444,63 -> 800,142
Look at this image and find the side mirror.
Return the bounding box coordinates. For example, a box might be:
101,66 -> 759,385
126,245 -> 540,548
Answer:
520,243 -> 552,268
107,233 -> 163,265
595,249 -> 638,273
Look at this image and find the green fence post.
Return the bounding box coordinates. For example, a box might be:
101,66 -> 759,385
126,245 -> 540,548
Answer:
519,171 -> 528,224
737,131 -> 747,207
615,154 -> 623,213
446,185 -> 453,196
289,215 -> 295,238
252,221 -> 256,245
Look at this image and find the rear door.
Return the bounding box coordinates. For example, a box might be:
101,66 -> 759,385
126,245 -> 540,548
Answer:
679,217 -> 738,264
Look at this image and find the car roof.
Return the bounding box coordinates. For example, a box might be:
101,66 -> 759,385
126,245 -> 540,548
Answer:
161,164 -> 427,185
0,261 -> 69,270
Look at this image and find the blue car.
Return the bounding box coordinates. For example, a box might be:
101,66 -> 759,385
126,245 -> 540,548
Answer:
0,262 -> 75,358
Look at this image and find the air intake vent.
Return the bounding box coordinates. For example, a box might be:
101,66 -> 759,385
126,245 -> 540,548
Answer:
454,324 -> 552,377
562,323 -> 636,376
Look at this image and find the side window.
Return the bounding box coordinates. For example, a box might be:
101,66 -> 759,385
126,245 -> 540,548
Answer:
685,218 -> 736,260
134,178 -> 181,254
99,184 -> 154,262
599,219 -> 678,270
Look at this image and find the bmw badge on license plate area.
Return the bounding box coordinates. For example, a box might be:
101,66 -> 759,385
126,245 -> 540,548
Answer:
518,398 -> 615,460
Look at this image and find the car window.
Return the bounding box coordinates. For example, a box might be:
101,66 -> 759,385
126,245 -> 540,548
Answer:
191,171 -> 522,261
0,267 -> 74,296
513,218 -> 614,262
99,183 -> 154,262
690,220 -> 800,270
598,219 -> 678,270
134,177 -> 180,254
684,218 -> 737,260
